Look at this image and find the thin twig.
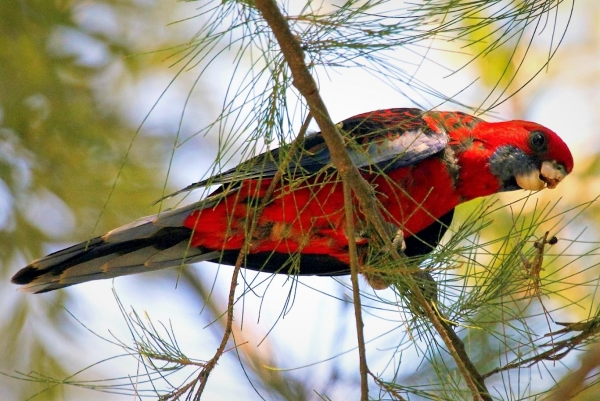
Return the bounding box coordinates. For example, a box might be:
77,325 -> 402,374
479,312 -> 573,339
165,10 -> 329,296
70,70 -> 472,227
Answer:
369,372 -> 408,401
343,179 -> 370,399
483,316 -> 600,379
194,114 -> 313,398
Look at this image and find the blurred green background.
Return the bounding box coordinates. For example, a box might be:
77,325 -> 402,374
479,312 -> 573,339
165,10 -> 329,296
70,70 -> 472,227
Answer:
2,1 -> 600,400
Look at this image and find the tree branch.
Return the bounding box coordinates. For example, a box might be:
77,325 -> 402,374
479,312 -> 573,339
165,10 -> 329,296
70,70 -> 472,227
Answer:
194,114 -> 313,398
253,1 -> 491,400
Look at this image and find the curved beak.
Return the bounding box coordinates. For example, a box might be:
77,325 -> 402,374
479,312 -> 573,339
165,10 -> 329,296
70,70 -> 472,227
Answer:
515,161 -> 568,191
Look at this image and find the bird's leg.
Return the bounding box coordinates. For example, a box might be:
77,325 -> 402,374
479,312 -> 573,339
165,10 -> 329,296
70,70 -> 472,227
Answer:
357,222 -> 440,310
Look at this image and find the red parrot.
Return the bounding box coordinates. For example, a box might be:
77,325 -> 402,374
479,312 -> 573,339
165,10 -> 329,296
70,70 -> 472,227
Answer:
12,108 -> 573,293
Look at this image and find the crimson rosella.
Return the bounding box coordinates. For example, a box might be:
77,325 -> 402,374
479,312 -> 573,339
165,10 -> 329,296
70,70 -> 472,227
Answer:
12,108 -> 573,293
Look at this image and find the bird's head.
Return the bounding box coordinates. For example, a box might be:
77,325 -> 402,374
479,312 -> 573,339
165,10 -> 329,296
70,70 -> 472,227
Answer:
479,120 -> 574,192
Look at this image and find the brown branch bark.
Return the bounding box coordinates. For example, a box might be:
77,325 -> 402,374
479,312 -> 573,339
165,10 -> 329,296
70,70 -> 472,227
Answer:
484,317 -> 600,379
343,179 -> 369,399
253,1 -> 491,400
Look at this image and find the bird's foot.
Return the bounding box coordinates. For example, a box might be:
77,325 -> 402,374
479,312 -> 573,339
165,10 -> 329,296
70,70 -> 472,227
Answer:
358,221 -> 406,290
357,223 -> 440,308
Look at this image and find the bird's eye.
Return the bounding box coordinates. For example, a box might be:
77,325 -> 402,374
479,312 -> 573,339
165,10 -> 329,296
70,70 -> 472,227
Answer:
529,131 -> 547,151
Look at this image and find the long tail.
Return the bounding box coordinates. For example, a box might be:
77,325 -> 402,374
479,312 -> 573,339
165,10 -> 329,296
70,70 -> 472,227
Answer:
11,201 -> 220,293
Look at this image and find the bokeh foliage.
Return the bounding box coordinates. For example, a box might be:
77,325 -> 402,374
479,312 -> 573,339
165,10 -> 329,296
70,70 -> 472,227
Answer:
0,1 -> 171,399
2,0 -> 600,400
